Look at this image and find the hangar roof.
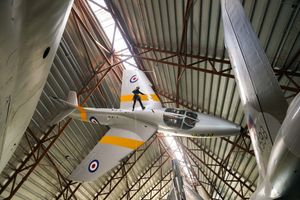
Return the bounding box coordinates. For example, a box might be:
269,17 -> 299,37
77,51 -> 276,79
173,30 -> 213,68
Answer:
0,0 -> 299,199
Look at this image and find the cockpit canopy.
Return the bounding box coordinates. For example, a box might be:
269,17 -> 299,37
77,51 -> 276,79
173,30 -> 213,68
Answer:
163,108 -> 198,130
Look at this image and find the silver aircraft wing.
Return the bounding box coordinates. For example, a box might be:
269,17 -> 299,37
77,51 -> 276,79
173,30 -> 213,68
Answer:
69,123 -> 156,182
221,0 -> 288,179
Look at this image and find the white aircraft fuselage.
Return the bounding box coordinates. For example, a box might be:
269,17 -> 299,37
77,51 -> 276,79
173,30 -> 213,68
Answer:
0,0 -> 73,174
70,107 -> 241,138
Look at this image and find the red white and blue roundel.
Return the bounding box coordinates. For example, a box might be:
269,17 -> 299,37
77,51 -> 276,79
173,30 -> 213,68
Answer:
130,75 -> 138,83
89,116 -> 99,124
88,159 -> 99,173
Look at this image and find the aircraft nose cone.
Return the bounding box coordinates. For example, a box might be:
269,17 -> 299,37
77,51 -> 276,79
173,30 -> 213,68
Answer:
196,114 -> 241,136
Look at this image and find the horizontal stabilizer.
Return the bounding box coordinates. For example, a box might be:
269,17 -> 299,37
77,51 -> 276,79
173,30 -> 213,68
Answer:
70,124 -> 157,182
49,108 -> 75,126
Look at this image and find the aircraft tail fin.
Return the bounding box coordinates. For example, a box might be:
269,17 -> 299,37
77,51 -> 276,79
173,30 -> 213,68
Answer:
120,69 -> 162,110
67,91 -> 78,107
49,91 -> 78,125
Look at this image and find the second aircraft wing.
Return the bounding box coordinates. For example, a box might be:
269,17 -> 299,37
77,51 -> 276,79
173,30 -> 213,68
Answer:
69,123 -> 157,182
221,0 -> 288,179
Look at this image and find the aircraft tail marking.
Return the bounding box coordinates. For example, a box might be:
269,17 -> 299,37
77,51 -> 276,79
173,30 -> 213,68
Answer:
77,106 -> 88,122
120,69 -> 162,110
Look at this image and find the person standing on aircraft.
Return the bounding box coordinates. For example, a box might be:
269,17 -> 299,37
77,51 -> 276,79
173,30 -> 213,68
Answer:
132,86 -> 146,111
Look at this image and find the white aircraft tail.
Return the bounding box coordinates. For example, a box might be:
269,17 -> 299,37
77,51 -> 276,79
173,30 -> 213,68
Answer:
49,91 -> 78,125
66,91 -> 78,107
120,70 -> 162,110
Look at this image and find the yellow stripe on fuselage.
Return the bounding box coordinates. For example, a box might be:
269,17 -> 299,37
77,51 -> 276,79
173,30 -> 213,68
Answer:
120,94 -> 159,102
77,106 -> 88,121
99,135 -> 144,150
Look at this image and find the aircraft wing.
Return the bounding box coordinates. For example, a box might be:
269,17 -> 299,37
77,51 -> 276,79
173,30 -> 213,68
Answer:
221,0 -> 288,178
120,70 -> 162,110
69,123 -> 157,182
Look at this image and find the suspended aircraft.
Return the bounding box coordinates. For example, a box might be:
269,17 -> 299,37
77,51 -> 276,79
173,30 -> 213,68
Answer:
0,0 -> 73,173
167,159 -> 204,200
221,0 -> 300,199
50,69 -> 241,182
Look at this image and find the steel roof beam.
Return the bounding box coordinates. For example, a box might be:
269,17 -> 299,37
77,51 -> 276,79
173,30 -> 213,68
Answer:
186,137 -> 254,193
140,170 -> 172,200
135,47 -> 300,93
119,147 -> 170,200
72,5 -> 111,64
126,152 -> 170,200
55,180 -> 82,200
172,137 -> 212,198
176,0 -> 194,108
148,54 -> 300,93
181,139 -> 251,199
179,140 -> 224,199
25,129 -> 81,200
136,46 -> 231,65
133,54 -> 234,78
103,0 -> 145,70
188,157 -> 225,199
136,46 -> 300,77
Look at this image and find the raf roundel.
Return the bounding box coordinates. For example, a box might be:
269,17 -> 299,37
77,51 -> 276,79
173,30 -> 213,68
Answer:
89,116 -> 99,124
130,75 -> 138,83
88,159 -> 99,173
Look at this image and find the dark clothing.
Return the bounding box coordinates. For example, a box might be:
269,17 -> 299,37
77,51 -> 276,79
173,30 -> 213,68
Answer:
132,88 -> 145,95
132,89 -> 145,111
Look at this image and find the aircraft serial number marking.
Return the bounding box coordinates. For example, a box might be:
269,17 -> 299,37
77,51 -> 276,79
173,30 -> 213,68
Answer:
191,133 -> 214,137
257,126 -> 268,151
